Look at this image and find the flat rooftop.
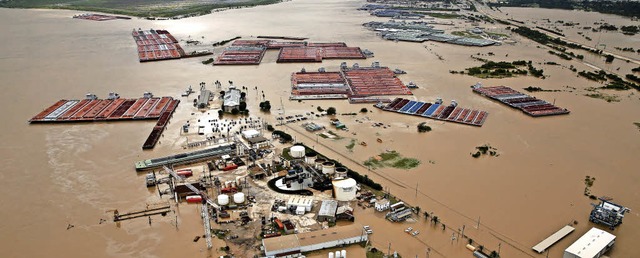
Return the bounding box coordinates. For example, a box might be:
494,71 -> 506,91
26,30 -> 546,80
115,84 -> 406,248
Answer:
564,227 -> 615,258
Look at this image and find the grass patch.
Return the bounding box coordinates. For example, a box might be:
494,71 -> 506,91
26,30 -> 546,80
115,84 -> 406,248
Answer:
471,144 -> 499,158
585,93 -> 620,102
345,139 -> 356,151
1,0 -> 284,18
364,151 -> 420,170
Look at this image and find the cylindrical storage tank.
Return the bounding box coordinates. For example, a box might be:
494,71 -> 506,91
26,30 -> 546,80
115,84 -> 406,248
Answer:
186,195 -> 202,203
217,194 -> 229,205
328,252 -> 334,258
333,178 -> 357,201
233,192 -> 245,204
305,153 -> 317,165
335,251 -> 341,258
176,169 -> 193,178
322,162 -> 335,175
290,145 -> 306,158
341,250 -> 346,258
335,167 -> 348,179
466,244 -> 476,251
315,158 -> 326,170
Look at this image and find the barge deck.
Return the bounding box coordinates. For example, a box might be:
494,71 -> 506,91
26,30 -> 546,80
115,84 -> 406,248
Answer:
472,85 -> 570,117
378,97 -> 488,127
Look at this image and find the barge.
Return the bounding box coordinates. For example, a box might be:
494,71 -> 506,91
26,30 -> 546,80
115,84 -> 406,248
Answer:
472,84 -> 570,117
135,142 -> 237,171
377,97 -> 488,127
29,92 -> 180,149
132,29 -> 185,62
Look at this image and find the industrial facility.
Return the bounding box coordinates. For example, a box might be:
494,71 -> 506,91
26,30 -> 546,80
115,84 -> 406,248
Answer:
589,198 -> 630,229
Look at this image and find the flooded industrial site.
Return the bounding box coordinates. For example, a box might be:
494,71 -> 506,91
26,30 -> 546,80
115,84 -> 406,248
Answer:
1,0 -> 639,257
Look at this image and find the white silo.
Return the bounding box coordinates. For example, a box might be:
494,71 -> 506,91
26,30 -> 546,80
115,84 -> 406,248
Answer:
322,162 -> 335,175
290,145 -> 306,158
305,153 -> 317,165
332,178 -> 357,201
335,251 -> 341,258
328,252 -> 334,258
315,158 -> 326,170
233,192 -> 245,204
217,194 -> 230,205
341,250 -> 346,258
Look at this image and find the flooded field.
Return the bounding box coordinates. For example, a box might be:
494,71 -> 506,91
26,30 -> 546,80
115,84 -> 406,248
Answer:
0,0 -> 639,257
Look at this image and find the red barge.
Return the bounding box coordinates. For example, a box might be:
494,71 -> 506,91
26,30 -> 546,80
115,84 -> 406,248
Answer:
29,93 -> 180,149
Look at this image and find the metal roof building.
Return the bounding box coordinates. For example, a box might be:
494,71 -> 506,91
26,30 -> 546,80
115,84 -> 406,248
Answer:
223,87 -> 241,112
317,200 -> 338,222
262,225 -> 368,257
563,227 -> 615,258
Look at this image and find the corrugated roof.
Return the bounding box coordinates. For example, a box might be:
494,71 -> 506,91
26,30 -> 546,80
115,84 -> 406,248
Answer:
262,234 -> 300,253
564,227 -> 615,258
297,225 -> 365,247
532,225 -> 574,253
318,200 -> 338,217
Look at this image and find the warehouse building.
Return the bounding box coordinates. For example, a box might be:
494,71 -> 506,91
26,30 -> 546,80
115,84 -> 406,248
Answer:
262,225 -> 368,257
317,200 -> 338,222
563,227 -> 615,258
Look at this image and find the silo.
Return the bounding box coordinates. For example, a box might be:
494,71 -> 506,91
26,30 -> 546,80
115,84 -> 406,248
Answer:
341,250 -> 346,258
322,162 -> 335,175
335,167 -> 348,179
305,153 -> 317,165
217,194 -> 229,205
332,178 -> 357,201
290,145 -> 306,158
335,251 -> 341,258
315,158 -> 326,170
328,252 -> 334,258
233,192 -> 245,203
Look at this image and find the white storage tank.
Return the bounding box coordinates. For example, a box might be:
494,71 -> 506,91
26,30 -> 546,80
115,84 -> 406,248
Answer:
333,178 -> 357,201
290,145 -> 306,158
233,192 -> 245,204
322,162 -> 335,175
305,153 -> 317,165
341,250 -> 346,258
335,167 -> 348,179
315,158 -> 326,170
335,251 -> 341,258
217,194 -> 229,205
328,252 -> 334,258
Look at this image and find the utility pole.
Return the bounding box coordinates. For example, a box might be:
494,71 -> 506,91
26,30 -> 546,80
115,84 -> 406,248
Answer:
477,216 -> 481,229
388,242 -> 391,256
498,242 -> 502,255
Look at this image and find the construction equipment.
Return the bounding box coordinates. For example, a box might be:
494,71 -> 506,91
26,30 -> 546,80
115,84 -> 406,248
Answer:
163,165 -> 217,249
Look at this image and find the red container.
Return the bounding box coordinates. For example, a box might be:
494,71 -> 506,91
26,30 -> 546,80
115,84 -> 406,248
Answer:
186,195 -> 202,203
176,169 -> 193,178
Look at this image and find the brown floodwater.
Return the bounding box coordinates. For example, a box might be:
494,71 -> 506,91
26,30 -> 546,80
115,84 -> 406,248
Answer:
1,0 -> 639,257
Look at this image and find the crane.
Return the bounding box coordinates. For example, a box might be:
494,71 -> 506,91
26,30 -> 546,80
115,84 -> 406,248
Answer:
163,165 -> 217,249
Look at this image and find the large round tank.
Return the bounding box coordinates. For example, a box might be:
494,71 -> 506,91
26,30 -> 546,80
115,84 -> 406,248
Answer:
332,178 -> 357,201
335,251 -> 341,258
290,145 -> 306,158
305,153 -> 317,165
315,158 -> 326,170
233,192 -> 245,203
328,252 -> 334,258
322,162 -> 335,175
335,167 -> 348,179
217,194 -> 230,205
341,250 -> 346,258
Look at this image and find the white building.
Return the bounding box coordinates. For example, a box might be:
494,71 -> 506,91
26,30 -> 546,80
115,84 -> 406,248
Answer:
223,87 -> 241,112
287,196 -> 313,212
241,129 -> 260,139
563,227 -> 615,258
375,199 -> 390,212
262,225 -> 368,257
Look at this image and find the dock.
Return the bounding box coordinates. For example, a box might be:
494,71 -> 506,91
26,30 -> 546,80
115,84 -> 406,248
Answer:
29,93 -> 180,149
378,97 -> 489,127
132,29 -> 185,62
472,85 -> 570,117
532,225 -> 575,253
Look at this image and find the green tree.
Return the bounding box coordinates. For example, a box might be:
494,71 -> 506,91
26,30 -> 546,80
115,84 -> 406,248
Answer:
418,122 -> 432,132
239,101 -> 247,111
231,108 -> 239,115
218,109 -> 224,117
327,107 -> 337,115
317,106 -> 325,112
360,107 -> 368,113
